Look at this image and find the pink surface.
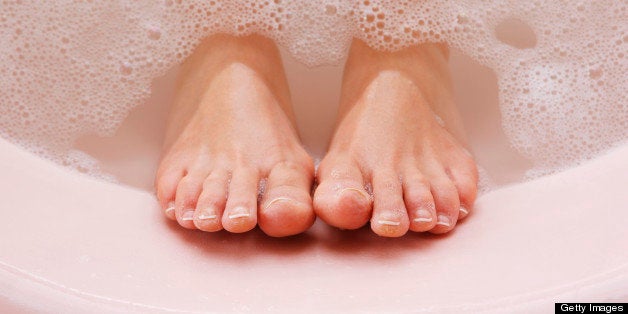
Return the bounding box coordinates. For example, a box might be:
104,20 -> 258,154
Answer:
1,51 -> 627,313
1,132 -> 627,313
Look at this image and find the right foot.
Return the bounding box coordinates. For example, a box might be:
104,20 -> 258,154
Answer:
154,35 -> 315,237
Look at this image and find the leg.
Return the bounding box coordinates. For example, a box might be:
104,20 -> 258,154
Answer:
314,40 -> 478,237
154,34 -> 315,237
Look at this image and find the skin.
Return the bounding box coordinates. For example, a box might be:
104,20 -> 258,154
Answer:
155,35 -> 478,237
155,34 -> 316,237
313,40 -> 478,237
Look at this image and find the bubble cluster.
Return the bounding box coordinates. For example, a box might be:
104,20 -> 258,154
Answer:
0,0 -> 626,181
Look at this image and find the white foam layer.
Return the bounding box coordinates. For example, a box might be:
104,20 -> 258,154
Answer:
0,1 -> 626,183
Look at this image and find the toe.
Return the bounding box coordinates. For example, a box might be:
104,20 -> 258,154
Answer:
174,172 -> 208,229
194,169 -> 229,232
428,176 -> 460,234
402,170 -> 437,232
447,160 -> 479,220
222,166 -> 259,233
259,160 -> 316,237
370,171 -> 409,237
155,167 -> 185,220
313,157 -> 372,230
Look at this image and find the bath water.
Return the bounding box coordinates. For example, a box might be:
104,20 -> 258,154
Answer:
0,0 -> 625,185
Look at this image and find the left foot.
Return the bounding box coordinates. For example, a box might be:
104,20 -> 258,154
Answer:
313,41 -> 478,237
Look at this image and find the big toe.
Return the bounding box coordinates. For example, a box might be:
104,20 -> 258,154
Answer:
313,158 -> 372,230
259,161 -> 316,237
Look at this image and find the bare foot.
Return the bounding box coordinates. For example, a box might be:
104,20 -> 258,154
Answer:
313,41 -> 478,237
155,35 -> 315,237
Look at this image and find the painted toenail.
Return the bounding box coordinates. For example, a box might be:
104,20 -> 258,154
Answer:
436,215 -> 451,227
181,210 -> 195,221
265,197 -> 293,209
228,207 -> 250,219
377,220 -> 401,226
165,201 -> 175,213
459,206 -> 469,215
339,187 -> 371,201
413,209 -> 433,222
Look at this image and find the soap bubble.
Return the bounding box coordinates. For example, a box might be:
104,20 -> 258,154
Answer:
0,0 -> 625,183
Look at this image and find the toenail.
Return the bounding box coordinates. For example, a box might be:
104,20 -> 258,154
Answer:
413,209 -> 433,223
181,210 -> 195,221
377,220 -> 401,226
339,187 -> 371,201
459,206 -> 469,215
197,208 -> 217,220
228,207 -> 251,219
165,201 -> 175,213
436,215 -> 451,227
264,197 -> 293,209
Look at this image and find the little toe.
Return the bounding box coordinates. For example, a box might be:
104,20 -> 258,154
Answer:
447,161 -> 479,220
194,169 -> 229,232
174,172 -> 208,229
222,166 -> 259,233
428,177 -> 460,234
403,171 -> 437,232
313,158 -> 372,230
259,160 -> 316,237
155,167 -> 185,220
370,171 -> 410,237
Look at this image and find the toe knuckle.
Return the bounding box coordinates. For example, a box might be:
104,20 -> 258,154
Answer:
431,179 -> 456,196
156,176 -> 179,202
198,196 -> 225,209
202,175 -> 224,189
404,171 -> 429,186
456,179 -> 478,203
404,187 -> 432,209
431,181 -> 459,207
156,186 -> 174,203
463,159 -> 479,181
176,176 -> 194,190
281,159 -> 313,174
296,151 -> 315,169
379,179 -> 399,191
176,177 -> 202,199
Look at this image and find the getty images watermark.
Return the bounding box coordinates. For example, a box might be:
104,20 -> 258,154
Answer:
555,303 -> 626,313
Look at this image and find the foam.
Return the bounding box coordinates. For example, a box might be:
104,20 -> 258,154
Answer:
0,1 -> 626,184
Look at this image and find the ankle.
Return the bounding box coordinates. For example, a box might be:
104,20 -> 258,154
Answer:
179,35 -> 285,86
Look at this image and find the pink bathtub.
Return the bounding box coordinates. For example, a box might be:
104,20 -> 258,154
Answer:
0,50 -> 627,313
